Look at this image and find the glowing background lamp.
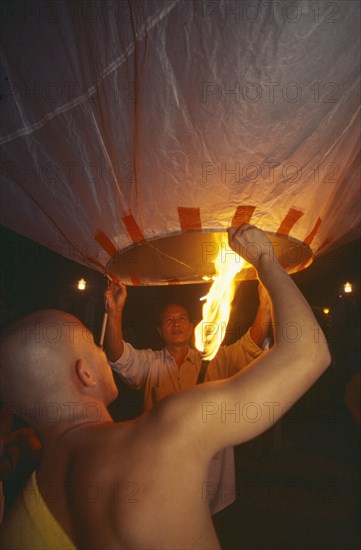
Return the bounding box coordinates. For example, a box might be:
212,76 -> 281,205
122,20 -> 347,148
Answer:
77,278 -> 87,291
343,282 -> 352,294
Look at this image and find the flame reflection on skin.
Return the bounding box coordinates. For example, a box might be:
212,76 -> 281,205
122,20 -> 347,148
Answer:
195,253 -> 245,361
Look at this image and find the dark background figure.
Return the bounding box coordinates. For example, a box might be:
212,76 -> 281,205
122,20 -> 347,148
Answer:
0,407 -> 41,520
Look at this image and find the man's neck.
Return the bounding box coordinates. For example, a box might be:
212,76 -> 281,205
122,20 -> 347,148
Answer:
166,343 -> 189,367
38,402 -> 113,445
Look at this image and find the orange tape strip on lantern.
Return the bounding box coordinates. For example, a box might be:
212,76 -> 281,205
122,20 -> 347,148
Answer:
103,205 -> 314,285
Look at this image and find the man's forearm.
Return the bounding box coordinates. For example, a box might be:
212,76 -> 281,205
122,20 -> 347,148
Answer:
250,301 -> 271,347
104,313 -> 124,362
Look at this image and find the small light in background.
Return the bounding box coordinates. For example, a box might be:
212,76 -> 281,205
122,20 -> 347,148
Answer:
77,278 -> 87,291
343,281 -> 352,294
323,307 -> 330,315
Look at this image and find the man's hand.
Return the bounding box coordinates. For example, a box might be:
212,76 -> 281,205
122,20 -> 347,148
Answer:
105,281 -> 127,316
228,224 -> 275,269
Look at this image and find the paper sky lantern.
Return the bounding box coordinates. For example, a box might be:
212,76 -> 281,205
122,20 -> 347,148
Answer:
1,1 -> 360,285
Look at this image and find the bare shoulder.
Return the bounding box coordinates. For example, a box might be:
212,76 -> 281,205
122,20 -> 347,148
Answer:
69,394 -> 211,482
68,422 -> 136,480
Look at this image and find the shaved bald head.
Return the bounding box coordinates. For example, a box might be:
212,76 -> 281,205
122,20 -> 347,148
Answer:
0,310 -> 117,427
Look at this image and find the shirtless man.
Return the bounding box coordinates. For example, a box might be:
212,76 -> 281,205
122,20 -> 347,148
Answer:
0,225 -> 330,549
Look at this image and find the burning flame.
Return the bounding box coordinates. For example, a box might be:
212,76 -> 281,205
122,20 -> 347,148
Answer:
195,251 -> 245,361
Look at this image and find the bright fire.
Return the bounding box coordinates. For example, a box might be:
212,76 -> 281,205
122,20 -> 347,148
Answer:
195,252 -> 245,361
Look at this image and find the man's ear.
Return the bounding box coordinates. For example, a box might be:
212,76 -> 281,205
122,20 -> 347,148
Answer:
75,359 -> 97,387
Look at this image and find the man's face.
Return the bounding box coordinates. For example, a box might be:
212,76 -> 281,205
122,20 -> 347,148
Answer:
159,304 -> 193,347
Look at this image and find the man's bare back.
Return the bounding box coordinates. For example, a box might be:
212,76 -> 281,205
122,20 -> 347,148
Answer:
37,418 -> 220,549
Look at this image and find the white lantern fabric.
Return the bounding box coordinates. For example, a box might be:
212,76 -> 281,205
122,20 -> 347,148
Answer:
1,0 -> 360,284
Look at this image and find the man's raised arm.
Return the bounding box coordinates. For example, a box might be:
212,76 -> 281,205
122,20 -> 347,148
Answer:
104,281 -> 127,362
159,225 -> 331,457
